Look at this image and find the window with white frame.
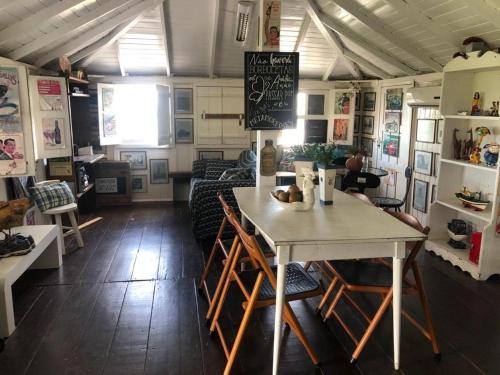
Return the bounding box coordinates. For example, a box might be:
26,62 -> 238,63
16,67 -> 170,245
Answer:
97,83 -> 171,146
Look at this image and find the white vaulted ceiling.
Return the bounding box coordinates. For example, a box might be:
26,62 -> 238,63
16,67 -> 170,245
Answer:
1,0 -> 500,79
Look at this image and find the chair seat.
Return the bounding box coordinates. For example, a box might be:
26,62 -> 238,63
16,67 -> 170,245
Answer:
42,203 -> 78,215
239,263 -> 320,301
328,260 -> 412,288
221,234 -> 274,256
370,196 -> 404,208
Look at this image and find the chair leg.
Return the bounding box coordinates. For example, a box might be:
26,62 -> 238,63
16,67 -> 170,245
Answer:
68,210 -> 84,248
54,214 -> 65,255
283,303 -> 319,365
351,289 -> 393,362
316,276 -> 338,313
303,261 -> 312,271
199,238 -> 224,291
412,263 -> 440,356
324,284 -> 345,321
224,272 -> 265,375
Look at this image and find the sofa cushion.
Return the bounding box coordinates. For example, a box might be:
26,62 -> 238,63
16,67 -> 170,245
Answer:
237,150 -> 257,169
204,160 -> 237,180
219,168 -> 256,181
192,160 -> 208,178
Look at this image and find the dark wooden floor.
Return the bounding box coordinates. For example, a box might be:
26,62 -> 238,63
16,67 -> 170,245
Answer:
0,203 -> 499,375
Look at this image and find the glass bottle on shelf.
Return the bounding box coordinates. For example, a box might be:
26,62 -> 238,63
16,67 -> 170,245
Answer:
260,139 -> 276,176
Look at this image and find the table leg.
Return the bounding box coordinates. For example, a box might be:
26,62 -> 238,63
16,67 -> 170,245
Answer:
272,245 -> 289,375
0,280 -> 14,337
393,242 -> 404,370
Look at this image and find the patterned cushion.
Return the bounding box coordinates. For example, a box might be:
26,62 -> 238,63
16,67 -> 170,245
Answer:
192,160 -> 208,178
237,150 -> 257,169
30,182 -> 75,212
204,160 -> 237,180
219,168 -> 256,181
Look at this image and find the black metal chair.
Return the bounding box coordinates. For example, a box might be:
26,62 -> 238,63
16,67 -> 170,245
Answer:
341,172 -> 380,194
371,167 -> 412,212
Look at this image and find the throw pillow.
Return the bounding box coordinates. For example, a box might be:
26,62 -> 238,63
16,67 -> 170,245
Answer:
237,150 -> 257,169
30,182 -> 75,212
219,168 -> 256,181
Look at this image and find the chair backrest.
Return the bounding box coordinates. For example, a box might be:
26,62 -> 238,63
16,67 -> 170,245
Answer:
401,167 -> 413,204
348,192 -> 375,206
386,210 -> 429,275
342,172 -> 380,193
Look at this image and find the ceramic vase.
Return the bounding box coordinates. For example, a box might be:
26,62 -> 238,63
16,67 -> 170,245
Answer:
317,163 -> 336,205
345,153 -> 363,172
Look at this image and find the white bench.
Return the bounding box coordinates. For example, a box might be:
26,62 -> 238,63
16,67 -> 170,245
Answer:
0,225 -> 62,337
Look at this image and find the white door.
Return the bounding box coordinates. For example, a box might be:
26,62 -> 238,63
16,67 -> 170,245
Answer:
197,87 -> 222,145
222,87 -> 249,145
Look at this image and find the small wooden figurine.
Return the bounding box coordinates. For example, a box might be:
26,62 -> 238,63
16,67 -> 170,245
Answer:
469,126 -> 491,164
453,129 -> 462,159
471,92 -> 481,115
490,101 -> 499,117
463,129 -> 474,160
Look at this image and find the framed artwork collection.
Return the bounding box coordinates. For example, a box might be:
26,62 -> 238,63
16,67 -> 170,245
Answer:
131,175 -> 147,193
120,150 -> 147,170
413,179 -> 429,213
333,119 -> 348,141
382,133 -> 400,157
416,119 -> 436,143
362,115 -> 374,135
334,92 -> 351,115
361,137 -> 373,157
414,150 -> 433,175
150,159 -> 169,184
199,150 -> 224,160
363,92 -> 376,111
174,118 -> 194,144
174,88 -> 193,114
384,111 -> 401,133
385,88 -> 403,111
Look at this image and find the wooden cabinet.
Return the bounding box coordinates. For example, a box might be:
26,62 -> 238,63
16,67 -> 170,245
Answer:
426,51 -> 500,280
196,86 -> 249,146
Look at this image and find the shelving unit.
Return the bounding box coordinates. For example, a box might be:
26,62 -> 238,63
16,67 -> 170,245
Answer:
426,51 -> 500,280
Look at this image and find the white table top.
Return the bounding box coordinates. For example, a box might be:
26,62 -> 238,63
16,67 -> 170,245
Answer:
233,187 -> 426,247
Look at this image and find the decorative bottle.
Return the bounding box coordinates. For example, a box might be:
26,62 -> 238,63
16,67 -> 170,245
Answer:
260,140 -> 276,176
54,120 -> 62,144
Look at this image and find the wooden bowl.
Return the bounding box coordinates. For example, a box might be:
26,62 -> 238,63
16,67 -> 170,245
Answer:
269,192 -> 313,211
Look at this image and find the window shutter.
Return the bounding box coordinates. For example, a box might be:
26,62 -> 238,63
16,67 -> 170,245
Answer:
97,83 -> 121,145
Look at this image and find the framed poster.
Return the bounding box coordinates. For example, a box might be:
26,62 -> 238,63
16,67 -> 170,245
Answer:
262,0 -> 281,50
385,88 -> 403,110
307,94 -> 325,115
363,92 -> 376,111
245,52 -> 299,130
416,119 -> 436,143
150,159 -> 169,184
382,133 -> 400,157
334,92 -> 351,115
362,115 -> 374,135
95,177 -> 118,193
174,118 -> 194,144
174,88 -> 193,114
414,150 -> 433,175
42,118 -> 65,149
361,137 -> 373,157
355,92 -> 361,111
199,150 -> 224,160
120,150 -> 147,170
333,119 -> 349,141
384,111 -> 401,133
131,175 -> 147,193
413,179 -> 429,213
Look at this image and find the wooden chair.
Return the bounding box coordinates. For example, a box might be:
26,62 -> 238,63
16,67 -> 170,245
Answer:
371,167 -> 412,211
316,211 -> 440,363
200,193 -> 275,320
341,172 -> 380,194
209,195 -> 322,374
35,180 -> 83,255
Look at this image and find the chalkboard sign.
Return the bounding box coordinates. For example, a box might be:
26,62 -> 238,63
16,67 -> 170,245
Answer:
244,52 -> 299,130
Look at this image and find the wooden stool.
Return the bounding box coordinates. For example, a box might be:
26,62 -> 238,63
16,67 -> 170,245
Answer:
36,181 -> 84,254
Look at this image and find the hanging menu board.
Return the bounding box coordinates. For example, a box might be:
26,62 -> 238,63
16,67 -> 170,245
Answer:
244,52 -> 299,130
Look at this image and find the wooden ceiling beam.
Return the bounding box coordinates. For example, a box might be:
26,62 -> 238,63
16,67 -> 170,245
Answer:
322,57 -> 338,80
0,0 -> 88,46
34,0 -> 164,67
344,50 -> 393,79
294,14 -> 311,52
208,0 -> 220,78
72,17 -> 142,66
117,42 -> 127,77
459,0 -> 500,31
8,0 -> 137,61
330,0 -> 442,72
159,2 -> 172,77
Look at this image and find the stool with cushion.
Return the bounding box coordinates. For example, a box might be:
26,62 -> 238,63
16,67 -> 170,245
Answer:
30,180 -> 83,254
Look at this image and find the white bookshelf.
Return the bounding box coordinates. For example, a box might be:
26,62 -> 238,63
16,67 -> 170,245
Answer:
426,51 -> 500,280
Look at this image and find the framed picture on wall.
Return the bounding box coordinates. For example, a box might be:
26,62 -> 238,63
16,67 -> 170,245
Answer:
333,119 -> 349,141
362,115 -> 374,135
384,111 -> 401,133
354,115 -> 360,133
382,132 -> 400,157
131,175 -> 147,193
307,94 -> 325,115
361,137 -> 373,157
416,119 -> 436,143
174,88 -> 193,114
149,159 -> 169,184
413,179 -> 429,213
436,120 -> 444,144
363,92 -> 376,111
414,150 -> 433,175
385,88 -> 403,111
174,118 -> 194,144
199,150 -> 224,160
431,184 -> 437,203
120,150 -> 147,170
355,92 -> 361,111
334,92 -> 351,114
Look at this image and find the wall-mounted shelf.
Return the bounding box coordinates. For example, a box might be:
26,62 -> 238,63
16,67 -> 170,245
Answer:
440,158 -> 498,173
445,115 -> 500,121
68,76 -> 89,84
71,93 -> 90,98
434,198 -> 492,222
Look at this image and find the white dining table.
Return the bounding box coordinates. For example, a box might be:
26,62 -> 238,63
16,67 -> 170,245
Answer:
233,186 -> 426,374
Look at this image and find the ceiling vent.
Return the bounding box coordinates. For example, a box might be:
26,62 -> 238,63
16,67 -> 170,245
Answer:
235,1 -> 253,44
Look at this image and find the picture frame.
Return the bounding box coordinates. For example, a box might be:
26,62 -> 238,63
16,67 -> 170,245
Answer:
413,179 -> 429,213
416,119 -> 436,143
436,120 -> 444,144
362,115 -> 374,135
434,153 -> 440,177
307,94 -> 325,115
334,91 -> 351,115
174,88 -> 193,114
382,132 -> 400,157
431,184 -> 437,204
355,92 -> 361,111
131,175 -> 147,193
174,118 -> 194,144
363,92 -> 376,111
120,150 -> 147,170
385,88 -> 403,111
333,119 -> 349,141
384,111 -> 401,133
354,115 -> 360,133
149,159 -> 169,184
361,137 -> 373,157
353,135 -> 360,148
199,150 -> 224,160
414,150 -> 433,175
